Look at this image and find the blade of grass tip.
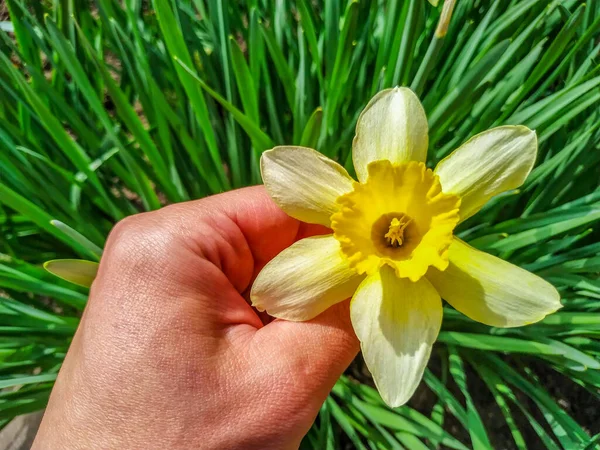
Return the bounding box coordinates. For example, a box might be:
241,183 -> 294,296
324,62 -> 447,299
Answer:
525,333 -> 600,370
151,0 -> 229,190
43,259 -> 99,288
0,373 -> 58,390
411,0 -> 457,95
0,296 -> 78,326
299,107 -> 323,149
447,346 -> 492,450
50,220 -> 103,259
175,58 -> 274,150
0,184 -> 102,260
581,433 -> 600,450
488,208 -> 600,256
485,204 -> 599,235
548,255 -> 600,275
229,36 -> 259,123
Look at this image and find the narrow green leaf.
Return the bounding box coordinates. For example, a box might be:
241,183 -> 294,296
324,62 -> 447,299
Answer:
44,259 -> 99,288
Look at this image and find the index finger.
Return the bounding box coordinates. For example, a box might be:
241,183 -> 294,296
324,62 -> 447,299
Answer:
165,185 -> 329,293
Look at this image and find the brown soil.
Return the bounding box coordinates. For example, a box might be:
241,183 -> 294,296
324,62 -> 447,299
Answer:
0,3 -> 8,21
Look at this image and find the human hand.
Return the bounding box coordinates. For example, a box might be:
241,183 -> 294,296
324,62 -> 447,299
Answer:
32,186 -> 359,450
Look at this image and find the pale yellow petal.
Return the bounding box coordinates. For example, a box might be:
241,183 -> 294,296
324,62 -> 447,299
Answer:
44,259 -> 99,287
261,146 -> 354,226
427,238 -> 562,327
351,266 -> 442,407
353,87 -> 429,182
251,235 -> 363,321
434,126 -> 537,221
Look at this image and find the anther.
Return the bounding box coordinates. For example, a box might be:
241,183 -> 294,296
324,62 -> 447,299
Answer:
384,216 -> 412,247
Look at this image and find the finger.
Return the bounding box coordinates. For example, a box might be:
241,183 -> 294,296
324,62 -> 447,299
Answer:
180,186 -> 329,290
254,300 -> 359,403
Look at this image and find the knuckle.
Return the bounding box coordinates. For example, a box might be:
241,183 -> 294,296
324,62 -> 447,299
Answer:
105,211 -> 178,264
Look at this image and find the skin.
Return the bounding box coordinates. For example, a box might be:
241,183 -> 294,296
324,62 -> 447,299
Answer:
32,186 -> 359,450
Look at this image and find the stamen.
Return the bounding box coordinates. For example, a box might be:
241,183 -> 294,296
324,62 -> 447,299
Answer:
385,216 -> 412,247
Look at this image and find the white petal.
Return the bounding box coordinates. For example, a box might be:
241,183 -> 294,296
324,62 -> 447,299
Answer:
251,235 -> 363,321
427,238 -> 562,327
351,266 -> 442,407
434,126 -> 537,221
353,87 -> 429,182
261,146 -> 354,226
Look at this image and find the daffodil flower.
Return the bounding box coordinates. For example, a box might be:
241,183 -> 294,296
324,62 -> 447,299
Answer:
250,87 -> 561,407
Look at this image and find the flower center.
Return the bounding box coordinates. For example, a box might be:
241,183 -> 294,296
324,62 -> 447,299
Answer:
384,216 -> 412,247
331,160 -> 461,282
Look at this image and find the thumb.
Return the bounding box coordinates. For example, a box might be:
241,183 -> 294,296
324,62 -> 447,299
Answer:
255,300 -> 359,401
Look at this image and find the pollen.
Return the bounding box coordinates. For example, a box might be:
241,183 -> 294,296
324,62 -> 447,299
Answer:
384,216 -> 412,247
